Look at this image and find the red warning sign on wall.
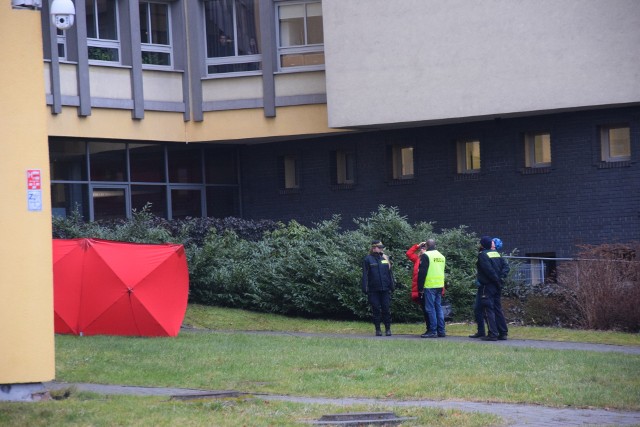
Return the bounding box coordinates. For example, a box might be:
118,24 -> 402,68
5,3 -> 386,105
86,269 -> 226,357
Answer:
27,169 -> 41,190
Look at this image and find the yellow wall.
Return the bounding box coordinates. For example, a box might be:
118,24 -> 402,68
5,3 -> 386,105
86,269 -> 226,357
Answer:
48,104 -> 341,144
0,5 -> 55,383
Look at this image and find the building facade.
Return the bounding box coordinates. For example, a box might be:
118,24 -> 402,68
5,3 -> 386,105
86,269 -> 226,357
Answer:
2,0 -> 638,394
42,0 -> 639,259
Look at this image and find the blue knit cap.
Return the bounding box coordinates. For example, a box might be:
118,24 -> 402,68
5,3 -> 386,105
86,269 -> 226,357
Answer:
493,238 -> 503,250
480,236 -> 493,249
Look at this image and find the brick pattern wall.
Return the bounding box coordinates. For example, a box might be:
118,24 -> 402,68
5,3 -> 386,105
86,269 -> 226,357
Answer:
240,107 -> 640,257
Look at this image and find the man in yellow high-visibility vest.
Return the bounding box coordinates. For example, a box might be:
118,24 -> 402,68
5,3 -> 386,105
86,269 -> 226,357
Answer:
417,239 -> 446,338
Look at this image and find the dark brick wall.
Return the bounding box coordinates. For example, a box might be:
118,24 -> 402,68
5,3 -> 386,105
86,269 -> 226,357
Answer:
239,106 -> 640,257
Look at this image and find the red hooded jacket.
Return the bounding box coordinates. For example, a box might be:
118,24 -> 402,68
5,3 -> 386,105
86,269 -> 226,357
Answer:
406,243 -> 445,303
405,244 -> 422,303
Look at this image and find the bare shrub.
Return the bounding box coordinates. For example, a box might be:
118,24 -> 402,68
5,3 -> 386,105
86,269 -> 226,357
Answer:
557,243 -> 640,331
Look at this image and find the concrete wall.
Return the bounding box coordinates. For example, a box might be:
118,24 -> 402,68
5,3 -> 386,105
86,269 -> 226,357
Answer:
240,106 -> 640,257
323,0 -> 640,128
0,3 -> 55,384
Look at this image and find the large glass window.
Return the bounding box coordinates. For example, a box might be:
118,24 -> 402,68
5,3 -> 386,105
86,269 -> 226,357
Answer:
140,2 -> 172,68
457,140 -> 481,174
49,139 -> 240,220
204,0 -> 261,75
130,144 -> 166,182
600,125 -> 631,162
132,185 -> 167,217
168,146 -> 203,183
277,1 -> 324,70
171,188 -> 203,219
50,140 -> 88,181
525,132 -> 551,168
51,183 -> 89,219
89,141 -> 127,181
86,0 -> 120,63
92,186 -> 127,221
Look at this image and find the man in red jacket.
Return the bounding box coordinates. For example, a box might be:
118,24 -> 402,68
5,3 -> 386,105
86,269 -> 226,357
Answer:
406,242 -> 430,335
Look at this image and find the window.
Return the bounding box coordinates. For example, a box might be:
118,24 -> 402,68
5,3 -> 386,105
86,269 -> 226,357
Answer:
140,2 -> 172,68
391,145 -> 414,180
330,150 -> 355,185
525,132 -> 551,168
600,125 -> 631,162
279,154 -> 300,190
89,141 -> 127,181
86,0 -> 120,63
456,140 -> 481,174
56,29 -> 67,60
277,1 -> 324,70
204,0 -> 261,75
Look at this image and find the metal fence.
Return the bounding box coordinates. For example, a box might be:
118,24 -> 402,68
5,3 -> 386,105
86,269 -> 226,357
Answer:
504,256 -> 571,286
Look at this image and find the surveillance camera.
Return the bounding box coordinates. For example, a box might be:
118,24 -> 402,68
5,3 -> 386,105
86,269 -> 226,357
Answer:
52,14 -> 74,30
50,0 -> 75,31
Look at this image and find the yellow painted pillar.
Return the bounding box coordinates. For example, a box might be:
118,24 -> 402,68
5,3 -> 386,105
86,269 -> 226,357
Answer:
0,3 -> 55,397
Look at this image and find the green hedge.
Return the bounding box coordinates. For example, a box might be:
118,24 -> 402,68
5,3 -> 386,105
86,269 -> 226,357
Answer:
52,205 -> 480,322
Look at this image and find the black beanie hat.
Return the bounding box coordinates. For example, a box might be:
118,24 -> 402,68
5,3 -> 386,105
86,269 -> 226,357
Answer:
480,236 -> 493,250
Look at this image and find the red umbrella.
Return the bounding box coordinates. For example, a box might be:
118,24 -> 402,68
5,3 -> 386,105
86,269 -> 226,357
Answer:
52,238 -> 86,335
52,238 -> 189,337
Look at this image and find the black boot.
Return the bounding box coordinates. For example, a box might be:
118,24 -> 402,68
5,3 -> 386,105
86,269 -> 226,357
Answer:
375,328 -> 382,336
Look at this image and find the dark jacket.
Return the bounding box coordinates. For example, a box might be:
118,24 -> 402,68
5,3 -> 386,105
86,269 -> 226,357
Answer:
476,249 -> 503,287
362,252 -> 395,293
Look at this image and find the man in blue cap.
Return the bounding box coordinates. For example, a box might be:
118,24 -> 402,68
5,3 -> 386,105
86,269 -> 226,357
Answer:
470,236 -> 508,341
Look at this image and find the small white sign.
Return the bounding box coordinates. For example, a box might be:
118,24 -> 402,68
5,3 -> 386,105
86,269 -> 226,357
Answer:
28,190 -> 42,211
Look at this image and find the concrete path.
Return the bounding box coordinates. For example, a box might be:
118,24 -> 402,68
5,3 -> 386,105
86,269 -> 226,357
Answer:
208,329 -> 640,355
44,381 -> 640,427
45,330 -> 640,427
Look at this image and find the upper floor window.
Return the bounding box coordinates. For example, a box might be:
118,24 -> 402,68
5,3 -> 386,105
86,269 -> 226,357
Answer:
86,0 -> 120,63
56,29 -> 67,60
279,154 -> 300,190
277,1 -> 324,70
330,150 -> 356,185
457,140 -> 481,174
391,145 -> 414,180
140,2 -> 172,68
525,132 -> 551,168
600,125 -> 631,162
204,0 -> 261,75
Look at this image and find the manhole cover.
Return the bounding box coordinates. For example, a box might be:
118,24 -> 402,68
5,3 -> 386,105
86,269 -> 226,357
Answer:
310,411 -> 415,426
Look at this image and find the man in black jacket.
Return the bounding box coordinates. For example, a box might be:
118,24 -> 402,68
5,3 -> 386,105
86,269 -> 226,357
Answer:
472,236 -> 508,341
362,240 -> 395,336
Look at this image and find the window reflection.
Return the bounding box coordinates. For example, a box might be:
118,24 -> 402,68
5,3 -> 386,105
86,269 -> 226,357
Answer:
168,146 -> 203,183
132,185 -> 167,217
90,141 -> 127,181
171,189 -> 202,219
130,144 -> 166,182
50,140 -> 87,181
93,187 -> 126,221
51,183 -> 89,219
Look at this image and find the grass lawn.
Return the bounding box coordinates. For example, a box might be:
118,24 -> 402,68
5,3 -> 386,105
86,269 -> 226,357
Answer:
1,304 -> 638,427
0,393 -> 500,427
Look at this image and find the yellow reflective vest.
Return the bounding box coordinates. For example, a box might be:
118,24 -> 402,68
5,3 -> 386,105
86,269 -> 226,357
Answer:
424,250 -> 446,288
